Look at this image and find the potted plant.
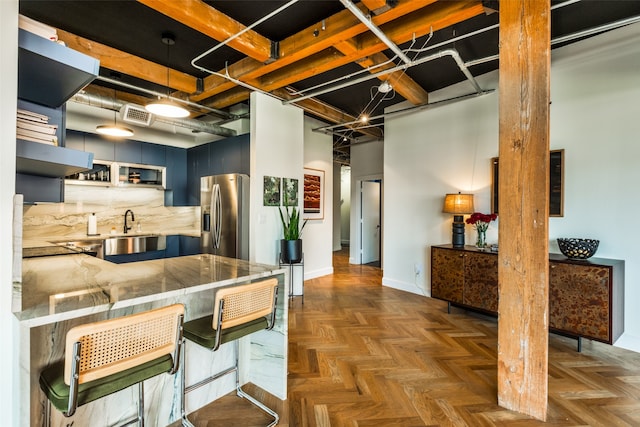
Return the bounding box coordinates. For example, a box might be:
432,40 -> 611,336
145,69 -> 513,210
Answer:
278,193 -> 307,263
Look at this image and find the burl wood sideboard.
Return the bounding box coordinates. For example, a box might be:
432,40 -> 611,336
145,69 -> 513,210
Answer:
430,245 -> 624,350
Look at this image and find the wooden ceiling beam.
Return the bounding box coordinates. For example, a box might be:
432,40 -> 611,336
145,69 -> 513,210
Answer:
362,0 -> 388,11
57,29 -> 198,94
190,0 -> 438,101
226,1 -> 481,108
273,88 -> 383,139
354,52 -> 430,105
197,1 -> 482,123
136,0 -> 273,62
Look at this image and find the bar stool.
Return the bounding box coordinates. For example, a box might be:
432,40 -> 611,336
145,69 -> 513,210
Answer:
39,304 -> 185,427
181,278 -> 279,427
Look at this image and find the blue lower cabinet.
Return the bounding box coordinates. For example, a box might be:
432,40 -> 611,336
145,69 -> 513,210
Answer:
179,236 -> 201,256
137,250 -> 166,261
165,235 -> 180,258
105,250 -> 165,264
104,253 -> 139,264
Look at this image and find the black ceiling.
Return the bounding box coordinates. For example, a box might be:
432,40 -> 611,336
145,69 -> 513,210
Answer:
18,0 -> 640,138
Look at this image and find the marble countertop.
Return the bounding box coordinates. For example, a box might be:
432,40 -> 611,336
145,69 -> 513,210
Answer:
18,253 -> 284,327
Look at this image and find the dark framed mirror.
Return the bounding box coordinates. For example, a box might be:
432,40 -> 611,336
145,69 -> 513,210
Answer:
491,149 -> 564,217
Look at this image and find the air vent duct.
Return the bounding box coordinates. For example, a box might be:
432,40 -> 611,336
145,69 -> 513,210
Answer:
120,103 -> 154,127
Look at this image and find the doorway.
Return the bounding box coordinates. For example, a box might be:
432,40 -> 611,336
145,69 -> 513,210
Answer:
360,180 -> 381,267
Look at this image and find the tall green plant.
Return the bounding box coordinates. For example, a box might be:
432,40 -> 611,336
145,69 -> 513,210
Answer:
279,192 -> 307,240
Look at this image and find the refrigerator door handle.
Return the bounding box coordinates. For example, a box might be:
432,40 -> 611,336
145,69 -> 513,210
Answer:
212,183 -> 222,249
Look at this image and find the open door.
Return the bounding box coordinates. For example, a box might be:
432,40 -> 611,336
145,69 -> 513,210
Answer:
361,180 -> 381,265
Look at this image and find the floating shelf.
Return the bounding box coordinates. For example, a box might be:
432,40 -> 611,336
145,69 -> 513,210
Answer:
16,139 -> 94,177
18,29 -> 99,108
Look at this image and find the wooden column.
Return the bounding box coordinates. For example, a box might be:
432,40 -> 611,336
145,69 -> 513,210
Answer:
497,0 -> 551,421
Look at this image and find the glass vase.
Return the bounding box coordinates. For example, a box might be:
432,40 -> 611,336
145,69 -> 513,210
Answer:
476,229 -> 487,249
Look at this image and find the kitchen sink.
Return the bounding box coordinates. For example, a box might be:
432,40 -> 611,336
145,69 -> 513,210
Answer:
103,234 -> 166,256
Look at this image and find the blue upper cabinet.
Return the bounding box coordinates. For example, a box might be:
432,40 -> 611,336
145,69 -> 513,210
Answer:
84,134 -> 115,161
115,140 -> 142,163
142,142 -> 166,166
166,146 -> 187,206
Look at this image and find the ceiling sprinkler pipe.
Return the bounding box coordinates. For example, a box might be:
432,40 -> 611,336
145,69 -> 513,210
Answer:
339,0 -> 412,65
285,48 -> 484,104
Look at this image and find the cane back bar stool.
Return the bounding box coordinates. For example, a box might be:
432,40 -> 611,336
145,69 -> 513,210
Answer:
39,304 -> 185,427
181,278 -> 279,427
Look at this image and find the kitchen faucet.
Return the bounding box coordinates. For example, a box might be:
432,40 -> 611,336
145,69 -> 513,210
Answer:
124,209 -> 135,234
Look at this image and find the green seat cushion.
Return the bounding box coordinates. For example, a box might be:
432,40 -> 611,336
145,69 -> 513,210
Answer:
183,315 -> 268,349
39,354 -> 174,414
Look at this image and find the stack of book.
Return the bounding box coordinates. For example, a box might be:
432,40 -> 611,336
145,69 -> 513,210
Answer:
16,109 -> 58,146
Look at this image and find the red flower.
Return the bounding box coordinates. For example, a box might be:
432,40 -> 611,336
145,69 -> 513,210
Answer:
465,212 -> 498,226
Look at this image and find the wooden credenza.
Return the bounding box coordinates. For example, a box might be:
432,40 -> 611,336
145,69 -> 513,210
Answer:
431,245 -> 624,345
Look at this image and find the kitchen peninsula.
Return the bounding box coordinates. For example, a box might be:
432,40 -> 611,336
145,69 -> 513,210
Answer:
18,251 -> 287,426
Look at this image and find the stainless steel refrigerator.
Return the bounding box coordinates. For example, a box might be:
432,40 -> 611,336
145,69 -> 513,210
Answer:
201,174 -> 250,260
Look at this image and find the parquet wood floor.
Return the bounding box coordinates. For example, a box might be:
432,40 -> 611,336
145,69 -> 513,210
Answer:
177,248 -> 640,426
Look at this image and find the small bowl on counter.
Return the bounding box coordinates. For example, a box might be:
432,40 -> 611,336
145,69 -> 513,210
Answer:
557,238 -> 599,259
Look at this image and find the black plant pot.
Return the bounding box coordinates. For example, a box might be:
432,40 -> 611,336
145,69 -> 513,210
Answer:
281,239 -> 302,264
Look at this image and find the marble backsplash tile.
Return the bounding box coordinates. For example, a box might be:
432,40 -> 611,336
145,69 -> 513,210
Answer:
23,186 -> 200,241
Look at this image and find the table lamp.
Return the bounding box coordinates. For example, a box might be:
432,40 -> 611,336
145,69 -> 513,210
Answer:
443,192 -> 474,247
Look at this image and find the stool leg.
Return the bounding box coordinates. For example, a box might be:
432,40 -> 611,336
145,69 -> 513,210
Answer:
234,340 -> 280,427
181,339 -> 195,427
138,381 -> 145,427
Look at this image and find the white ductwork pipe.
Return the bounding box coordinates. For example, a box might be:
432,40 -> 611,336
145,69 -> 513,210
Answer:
284,48 -> 486,104
339,0 -> 412,64
71,92 -> 237,137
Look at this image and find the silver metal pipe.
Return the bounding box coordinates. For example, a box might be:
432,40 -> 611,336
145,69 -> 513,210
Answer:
71,92 -> 237,137
96,76 -> 234,119
191,0 -> 301,68
339,0 -> 412,64
284,48 -> 485,104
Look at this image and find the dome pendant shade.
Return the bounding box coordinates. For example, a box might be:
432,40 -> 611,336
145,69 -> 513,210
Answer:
95,124 -> 134,137
145,99 -> 190,118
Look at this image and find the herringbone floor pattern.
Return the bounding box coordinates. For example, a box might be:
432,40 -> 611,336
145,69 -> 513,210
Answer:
180,248 -> 640,426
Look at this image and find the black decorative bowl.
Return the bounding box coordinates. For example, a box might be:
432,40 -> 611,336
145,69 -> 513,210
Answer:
557,238 -> 599,259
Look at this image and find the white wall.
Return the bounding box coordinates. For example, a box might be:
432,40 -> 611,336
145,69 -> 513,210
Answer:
1,1 -> 19,423
303,116 -> 334,279
332,162 -> 342,251
340,166 -> 351,247
249,92 -> 304,266
382,22 -> 640,352
349,140 -> 383,264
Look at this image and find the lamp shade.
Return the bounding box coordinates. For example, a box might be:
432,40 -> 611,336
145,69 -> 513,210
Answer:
145,99 -> 190,118
95,124 -> 134,137
443,193 -> 474,214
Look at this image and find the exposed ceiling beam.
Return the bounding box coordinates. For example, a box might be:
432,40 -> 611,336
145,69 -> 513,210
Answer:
57,29 -> 198,94
190,0 -> 440,102
273,88 -> 383,140
136,0 -> 273,62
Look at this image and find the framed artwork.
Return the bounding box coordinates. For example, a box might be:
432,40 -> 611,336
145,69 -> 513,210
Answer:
303,168 -> 324,220
283,178 -> 299,206
492,149 -> 564,217
263,176 -> 281,206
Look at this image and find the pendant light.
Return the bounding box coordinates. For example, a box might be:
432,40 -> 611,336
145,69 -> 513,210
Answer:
145,32 -> 190,119
95,89 -> 134,138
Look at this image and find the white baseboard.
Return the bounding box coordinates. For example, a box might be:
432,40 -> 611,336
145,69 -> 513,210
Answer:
304,267 -> 333,281
614,333 -> 640,353
381,277 -> 429,297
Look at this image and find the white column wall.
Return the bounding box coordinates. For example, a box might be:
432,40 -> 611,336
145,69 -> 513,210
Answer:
381,21 -> 640,352
1,1 -> 19,423
249,92 -> 304,266
303,117 -> 334,279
